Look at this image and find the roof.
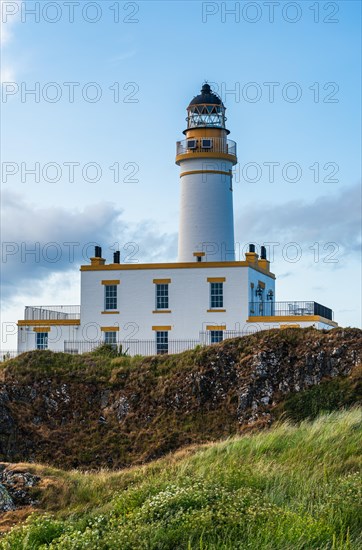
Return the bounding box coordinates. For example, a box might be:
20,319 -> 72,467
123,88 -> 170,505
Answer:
189,83 -> 223,107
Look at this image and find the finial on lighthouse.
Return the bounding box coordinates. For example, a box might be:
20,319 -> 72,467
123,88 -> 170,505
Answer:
201,82 -> 211,94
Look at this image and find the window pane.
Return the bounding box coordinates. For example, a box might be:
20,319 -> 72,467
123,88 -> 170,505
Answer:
210,330 -> 223,344
36,332 -> 48,350
156,284 -> 169,309
105,285 -> 117,310
210,282 -> 223,308
156,331 -> 168,355
104,331 -> 117,344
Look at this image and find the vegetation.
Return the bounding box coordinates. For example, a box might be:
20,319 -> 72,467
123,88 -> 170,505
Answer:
1,408 -> 361,549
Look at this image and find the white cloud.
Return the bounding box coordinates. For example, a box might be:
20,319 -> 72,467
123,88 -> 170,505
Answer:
235,183 -> 362,255
1,190 -> 177,301
0,0 -> 20,82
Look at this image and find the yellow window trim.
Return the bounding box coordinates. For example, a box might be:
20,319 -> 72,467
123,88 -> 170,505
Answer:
152,310 -> 172,314
101,311 -> 120,314
207,277 -> 226,283
153,279 -> 171,284
152,326 -> 172,331
101,326 -> 120,332
280,324 -> 300,329
206,325 -> 226,331
258,280 -> 266,289
101,280 -> 120,285
33,327 -> 51,333
193,252 -> 205,256
207,309 -> 226,313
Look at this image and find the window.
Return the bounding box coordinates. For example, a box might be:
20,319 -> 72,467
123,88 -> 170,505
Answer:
156,331 -> 168,355
210,330 -> 223,344
156,284 -> 169,310
36,332 -> 48,350
104,331 -> 117,347
210,282 -> 223,308
105,285 -> 117,310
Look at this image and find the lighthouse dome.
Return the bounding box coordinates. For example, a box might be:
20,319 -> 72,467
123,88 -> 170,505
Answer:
189,83 -> 223,106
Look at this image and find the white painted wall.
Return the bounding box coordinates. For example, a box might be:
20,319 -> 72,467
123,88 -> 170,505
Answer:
178,158 -> 235,262
17,325 -> 80,353
79,264 -> 274,343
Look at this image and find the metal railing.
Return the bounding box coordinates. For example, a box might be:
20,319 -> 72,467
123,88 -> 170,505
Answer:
249,301 -> 333,320
24,305 -> 80,320
176,137 -> 237,158
64,340 -> 203,356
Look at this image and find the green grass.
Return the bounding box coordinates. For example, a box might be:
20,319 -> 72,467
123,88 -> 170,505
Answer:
1,408 -> 361,549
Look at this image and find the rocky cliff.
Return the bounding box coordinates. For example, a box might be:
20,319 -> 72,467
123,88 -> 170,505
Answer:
0,327 -> 361,470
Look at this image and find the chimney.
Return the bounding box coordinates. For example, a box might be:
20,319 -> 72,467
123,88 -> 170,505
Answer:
245,243 -> 258,264
90,245 -> 106,267
113,251 -> 120,264
258,245 -> 270,272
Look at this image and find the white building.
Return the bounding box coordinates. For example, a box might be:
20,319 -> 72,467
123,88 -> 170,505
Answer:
17,84 -> 337,355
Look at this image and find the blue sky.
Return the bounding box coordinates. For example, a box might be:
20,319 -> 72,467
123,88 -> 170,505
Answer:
1,0 -> 361,348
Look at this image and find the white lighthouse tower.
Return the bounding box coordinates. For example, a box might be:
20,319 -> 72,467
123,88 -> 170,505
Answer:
176,83 -> 238,262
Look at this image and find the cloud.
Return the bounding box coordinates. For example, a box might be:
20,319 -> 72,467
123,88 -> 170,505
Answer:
235,183 -> 362,254
0,0 -> 20,82
1,191 -> 177,302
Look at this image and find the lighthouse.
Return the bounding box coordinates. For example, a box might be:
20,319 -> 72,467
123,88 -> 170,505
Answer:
16,82 -> 337,358
176,83 -> 238,262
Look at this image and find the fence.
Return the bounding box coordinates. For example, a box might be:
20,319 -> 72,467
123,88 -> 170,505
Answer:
24,305 -> 80,320
249,301 -> 333,320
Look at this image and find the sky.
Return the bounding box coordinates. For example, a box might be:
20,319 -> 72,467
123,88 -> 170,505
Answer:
1,0 -> 361,349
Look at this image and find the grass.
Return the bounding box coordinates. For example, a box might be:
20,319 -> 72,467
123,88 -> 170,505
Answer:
1,408 -> 361,549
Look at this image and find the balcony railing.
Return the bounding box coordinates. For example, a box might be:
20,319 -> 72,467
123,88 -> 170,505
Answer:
249,301 -> 333,321
24,305 -> 80,320
176,137 -> 237,158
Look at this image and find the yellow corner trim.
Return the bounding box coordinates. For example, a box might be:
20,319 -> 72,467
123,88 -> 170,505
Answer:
193,252 -> 206,257
153,279 -> 171,284
258,280 -> 266,289
207,309 -> 226,313
33,327 -> 51,333
80,261 -> 275,279
101,280 -> 120,285
207,277 -> 226,283
206,325 -> 226,331
247,316 -> 338,327
101,311 -> 120,314
100,326 -> 120,332
18,320 -> 80,326
152,310 -> 171,314
152,326 -> 172,331
180,170 -> 231,178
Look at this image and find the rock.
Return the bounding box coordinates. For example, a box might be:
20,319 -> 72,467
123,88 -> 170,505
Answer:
0,466 -> 40,507
0,482 -> 15,511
